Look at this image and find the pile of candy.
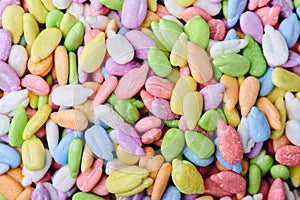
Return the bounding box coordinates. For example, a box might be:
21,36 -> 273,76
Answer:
0,0 -> 300,199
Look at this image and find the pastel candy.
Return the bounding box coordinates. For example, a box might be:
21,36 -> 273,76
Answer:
258,67 -> 274,96
105,58 -> 141,76
164,0 -> 185,19
272,67 -> 300,92
0,163 -> 9,175
239,11 -> 263,44
182,91 -> 203,130
262,25 -> 289,67
64,22 -> 85,52
52,0 -> 72,9
271,97 -> 286,139
52,165 -> 76,192
148,46 -> 172,77
183,147 -> 214,167
85,125 -> 113,161
162,185 -> 181,200
145,76 -> 175,99
184,16 -> 209,49
94,105 -> 124,129
0,60 -> 21,92
46,9 -> 64,29
286,119 -> 300,146
198,109 -> 226,131
72,192 -> 104,200
106,32 -> 134,64
8,106 -> 27,147
121,0 -> 147,29
68,138 -> 83,178
22,137 -> 45,170
124,30 -> 156,60
209,39 -> 248,59
0,29 -> 11,61
161,128 -> 185,162
247,106 -> 271,142
60,13 -> 78,38
151,98 -> 177,120
237,117 -> 255,153
248,0 -> 270,10
226,0 -> 247,27
275,145 -> 300,166
0,89 -> 28,117
8,45 -> 28,77
26,0 -> 49,24
0,142 -> 21,168
193,0 -> 221,16
210,171 -> 246,194
0,114 -> 9,136
170,32 -> 188,67
99,0 -> 124,10
283,50 -> 300,68
32,183 -> 50,200
45,119 -> 59,157
270,0 -> 293,17
278,13 -> 300,48
200,83 -> 224,111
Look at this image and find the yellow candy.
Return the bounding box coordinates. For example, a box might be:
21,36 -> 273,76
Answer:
23,104 -> 52,140
195,196 -> 214,200
31,28 -> 62,63
183,91 -> 203,130
170,33 -> 188,67
296,92 -> 300,100
23,13 -> 40,46
171,159 -> 204,194
2,5 -> 24,44
147,0 -> 157,11
266,87 -> 286,103
79,32 -> 106,73
26,0 -> 49,24
41,0 -> 57,10
28,92 -> 39,109
117,177 -> 153,197
271,97 -> 286,139
272,67 -> 300,92
22,137 -> 45,170
170,76 -> 197,115
175,0 -> 196,7
223,104 -> 240,128
80,144 -> 94,173
116,145 -> 140,165
289,165 -> 300,188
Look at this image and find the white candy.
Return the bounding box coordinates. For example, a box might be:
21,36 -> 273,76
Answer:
106,32 -> 134,64
46,119 -> 59,157
237,117 -> 255,153
105,158 -> 130,175
22,150 -> 52,186
283,182 -> 296,200
52,0 -> 72,9
0,89 -> 29,117
0,114 -> 10,136
86,15 -> 110,30
51,84 -> 93,107
52,165 -> 76,192
67,2 -> 84,20
108,11 -> 122,28
8,45 -> 28,77
94,104 -> 124,129
43,182 -> 58,200
79,15 -> 91,33
194,0 -> 222,16
262,25 -> 289,66
286,119 -> 300,146
164,0 -> 185,19
285,92 -> 300,121
210,39 -> 248,58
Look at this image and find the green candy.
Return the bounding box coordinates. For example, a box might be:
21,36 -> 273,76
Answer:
242,35 -> 267,77
222,0 -> 228,19
184,16 -> 210,49
8,106 -> 27,147
99,0 -> 124,10
64,22 -> 84,52
37,95 -> 48,109
198,109 -> 226,131
294,0 -> 300,8
68,138 -> 83,178
270,164 -> 290,181
212,61 -> 223,80
68,52 -> 78,84
161,128 -> 185,162
46,9 -> 64,29
248,164 -> 262,195
151,18 -> 183,52
60,13 -> 78,38
141,28 -> 169,56
0,194 -> 7,200
45,75 -> 53,87
166,68 -> 180,83
129,98 -> 144,109
250,149 -> 273,176
184,131 -> 215,159
72,192 -> 104,200
164,119 -> 179,128
28,92 -> 38,109
148,46 -> 172,77
271,97 -> 286,139
213,53 -> 250,77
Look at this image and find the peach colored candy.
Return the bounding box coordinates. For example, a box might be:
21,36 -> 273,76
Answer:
93,76 -> 118,108
82,82 -> 100,100
248,0 -> 270,10
255,6 -> 281,27
220,74 -> 239,111
0,174 -> 24,200
91,174 -> 109,196
267,178 -> 286,200
151,163 -> 172,200
84,29 -> 102,44
139,146 -> 155,168
134,116 -> 162,133
239,76 -> 260,117
272,134 -> 290,152
54,45 -> 68,86
89,5 -> 111,16
156,4 -> 171,17
50,109 -> 88,131
140,89 -> 155,111
179,65 -> 191,76
208,19 -> 226,41
139,10 -> 160,28
142,128 -> 162,144
105,19 -> 119,36
92,68 -> 105,83
16,187 -> 34,200
21,74 -> 50,96
181,6 -> 212,23
48,84 -> 60,110
145,155 -> 165,195
81,144 -> 94,173
76,159 -> 103,192
27,54 -> 53,77
6,167 -> 24,184
145,76 -> 175,100
256,97 -> 282,130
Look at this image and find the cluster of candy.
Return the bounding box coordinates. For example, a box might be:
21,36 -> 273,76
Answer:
0,0 -> 300,199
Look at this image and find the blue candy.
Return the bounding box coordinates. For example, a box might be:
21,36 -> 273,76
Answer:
162,185 -> 181,200
102,66 -> 111,79
93,115 -> 110,129
278,13 -> 300,48
224,29 -> 239,40
247,107 -> 271,142
0,142 -> 21,168
118,27 -> 130,35
227,0 -> 248,27
258,67 -> 274,96
297,7 -> 300,19
0,163 -> 9,175
183,147 -> 214,167
54,131 -> 83,165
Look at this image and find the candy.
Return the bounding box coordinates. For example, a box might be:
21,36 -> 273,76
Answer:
184,16 -> 209,49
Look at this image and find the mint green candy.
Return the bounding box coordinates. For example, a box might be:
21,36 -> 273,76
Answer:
64,22 -> 84,52
46,9 -> 64,29
184,16 -> 210,49
248,164 -> 261,195
212,53 -> 250,77
165,119 -> 179,128
294,0 -> 300,8
242,35 -> 267,77
270,164 -> 290,181
198,109 -> 226,131
38,95 -> 48,109
45,75 -> 53,87
222,0 -> 228,19
68,52 -> 78,84
72,192 -> 104,200
212,62 -> 223,80
99,0 -> 124,10
184,130 -> 215,159
0,194 -> 7,200
166,68 -> 180,83
250,149 -> 274,176
151,18 -> 183,52
148,46 -> 172,77
8,106 -> 27,147
68,138 -> 83,178
161,128 -> 185,162
129,98 -> 144,109
60,13 -> 78,38
115,100 -> 140,123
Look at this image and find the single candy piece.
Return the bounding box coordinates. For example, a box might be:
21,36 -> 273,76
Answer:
161,185 -> 181,200
8,106 -> 27,146
283,50 -> 300,68
0,174 -> 24,200
151,163 -> 172,200
64,22 -> 84,52
50,110 -> 88,131
198,109 -> 225,131
0,61 -> 20,92
208,19 -> 226,41
278,13 -> 300,48
200,83 -> 224,111
184,16 -> 209,49
46,9 -> 64,29
193,0 -> 221,16
21,74 -> 50,96
99,0 -> 124,10
68,138 -> 83,178
161,128 -> 185,162
171,159 -> 204,194
8,45 -> 28,77
32,183 -> 50,200
226,0 -> 247,27
267,178 -> 286,200
0,89 -> 28,117
237,117 -> 255,153
247,106 -> 271,142
270,0 -> 293,18
240,11 -> 263,44
220,74 -> 238,111
22,137 -> 45,170
262,25 -> 289,67
270,164 -> 290,180
26,0 -> 49,24
52,165 -> 76,192
0,29 -> 11,61
275,145 -> 300,166
23,13 -> 40,46
183,91 -> 203,130
145,76 -> 175,99
271,97 -> 286,139
0,142 -> 21,168
45,119 -> 59,157
272,68 -> 300,92
210,171 -> 246,194
151,98 -> 177,120
248,164 -> 262,195
148,46 -> 172,77
285,120 -> 300,146
210,39 -> 248,59
217,120 -> 244,164
258,67 -> 274,96
170,32 -> 188,67
121,0 -> 147,28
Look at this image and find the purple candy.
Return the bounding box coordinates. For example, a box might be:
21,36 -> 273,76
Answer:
245,142 -> 263,158
270,0 -> 293,18
77,46 -> 88,83
121,0 -> 147,29
151,98 -> 177,120
282,50 -> 300,68
0,61 -> 20,92
32,183 -> 51,200
292,65 -> 300,75
200,83 -> 224,112
239,11 -> 263,44
117,191 -> 144,200
182,193 -> 200,200
105,57 -> 142,76
90,0 -> 103,11
0,29 -> 12,61
124,30 -> 157,60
